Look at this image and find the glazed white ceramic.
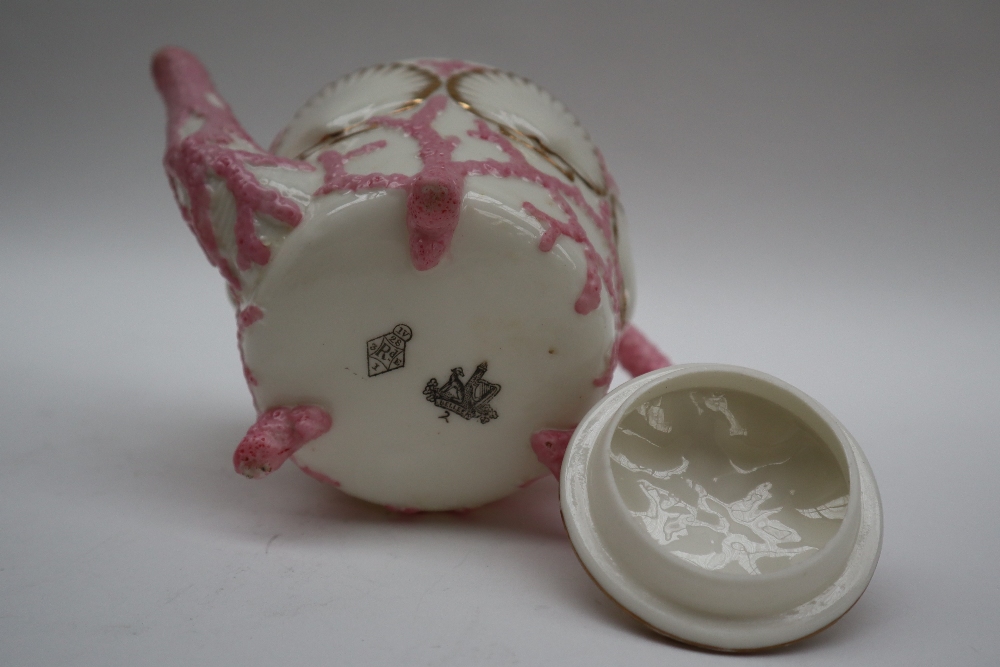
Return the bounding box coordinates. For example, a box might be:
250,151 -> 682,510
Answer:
157,53 -> 637,510
561,364 -> 883,651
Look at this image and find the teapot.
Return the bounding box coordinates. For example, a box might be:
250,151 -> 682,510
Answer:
152,47 -> 670,512
152,49 -> 882,651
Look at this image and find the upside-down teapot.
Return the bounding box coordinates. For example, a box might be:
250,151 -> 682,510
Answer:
153,49 -> 883,651
153,48 -> 670,512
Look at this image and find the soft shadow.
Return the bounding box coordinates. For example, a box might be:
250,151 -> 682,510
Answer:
98,396 -> 626,626
604,574 -> 891,658
99,394 -> 569,545
97,394 -> 882,655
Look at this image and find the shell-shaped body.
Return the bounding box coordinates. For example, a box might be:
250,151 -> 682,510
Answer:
156,52 -> 640,510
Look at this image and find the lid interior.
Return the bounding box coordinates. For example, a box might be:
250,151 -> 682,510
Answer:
562,364 -> 882,649
610,387 -> 850,577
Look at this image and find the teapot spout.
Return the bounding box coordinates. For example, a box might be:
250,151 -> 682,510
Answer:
152,46 -> 253,145
152,47 -> 315,294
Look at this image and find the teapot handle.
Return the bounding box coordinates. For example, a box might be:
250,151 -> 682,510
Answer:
532,324 -> 670,477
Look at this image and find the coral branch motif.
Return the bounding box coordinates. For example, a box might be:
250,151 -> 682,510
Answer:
530,428 -> 576,477
155,51 -> 668,396
414,58 -> 482,78
312,87 -> 627,384
155,50 -> 675,486
154,47 -> 313,293
233,405 -> 333,479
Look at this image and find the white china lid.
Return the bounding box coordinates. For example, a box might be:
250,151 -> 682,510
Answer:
560,364 -> 882,652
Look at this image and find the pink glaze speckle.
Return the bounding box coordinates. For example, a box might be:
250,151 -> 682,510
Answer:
293,458 -> 342,487
236,304 -> 264,329
530,428 -> 576,477
155,52 -> 675,486
415,58 -> 481,78
153,47 -> 313,291
315,96 -> 465,270
233,405 -> 332,478
313,92 -> 625,382
528,326 -> 670,477
618,324 -> 671,377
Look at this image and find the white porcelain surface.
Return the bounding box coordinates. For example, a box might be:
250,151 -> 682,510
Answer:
250,189 -> 613,508
200,60 -> 637,509
562,364 -> 883,651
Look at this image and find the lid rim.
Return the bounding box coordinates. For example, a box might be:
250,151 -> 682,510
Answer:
560,363 -> 883,651
597,366 -> 862,604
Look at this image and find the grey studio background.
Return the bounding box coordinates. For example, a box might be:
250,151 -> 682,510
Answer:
2,1 -> 998,665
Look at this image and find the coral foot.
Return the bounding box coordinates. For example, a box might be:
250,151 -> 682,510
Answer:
530,428 -> 576,478
233,406 -> 332,479
406,174 -> 462,270
618,324 -> 671,377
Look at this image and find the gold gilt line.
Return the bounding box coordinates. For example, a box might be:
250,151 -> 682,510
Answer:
498,126 -> 577,184
294,63 -> 441,160
405,62 -> 444,103
608,196 -> 629,323
446,68 -> 608,197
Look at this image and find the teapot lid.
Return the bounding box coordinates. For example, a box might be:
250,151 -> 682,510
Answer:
559,364 -> 882,651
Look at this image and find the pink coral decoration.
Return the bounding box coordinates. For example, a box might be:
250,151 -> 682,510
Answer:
617,324 -> 671,377
530,325 -> 670,479
153,49 -> 674,490
530,429 -> 576,477
233,406 -> 333,479
152,47 -> 312,291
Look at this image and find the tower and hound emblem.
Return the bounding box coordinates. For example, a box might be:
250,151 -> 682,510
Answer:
367,324 -> 413,377
423,362 -> 501,424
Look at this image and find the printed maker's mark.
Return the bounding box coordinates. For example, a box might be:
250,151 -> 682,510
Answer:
367,324 -> 413,377
423,362 -> 500,424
